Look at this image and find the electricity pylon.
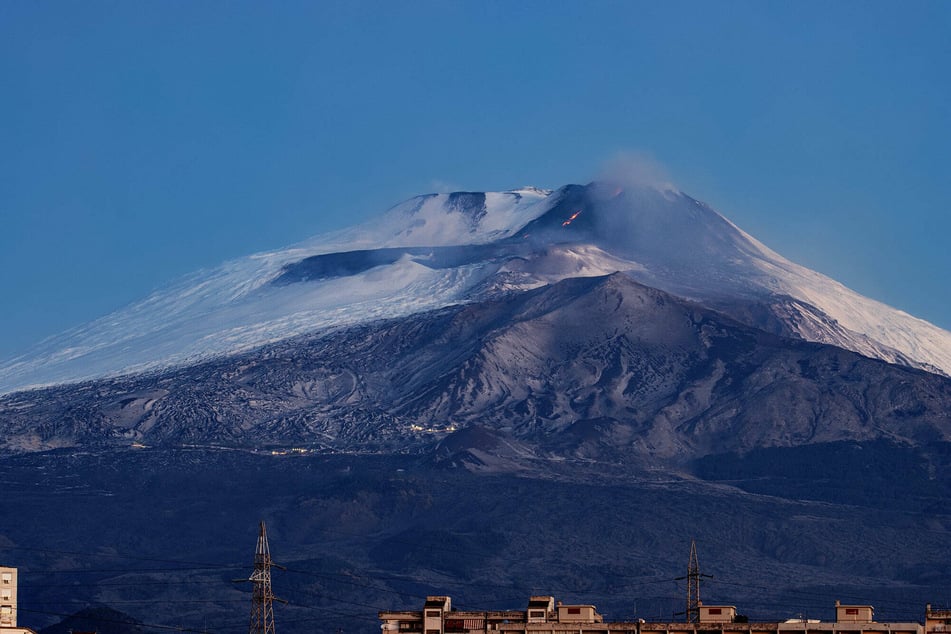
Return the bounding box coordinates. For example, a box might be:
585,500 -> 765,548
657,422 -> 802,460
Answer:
240,521 -> 284,634
676,539 -> 712,622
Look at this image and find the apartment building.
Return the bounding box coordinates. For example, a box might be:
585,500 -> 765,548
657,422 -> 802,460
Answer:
0,568 -> 16,629
926,605 -> 951,634
0,566 -> 36,634
380,596 -> 927,634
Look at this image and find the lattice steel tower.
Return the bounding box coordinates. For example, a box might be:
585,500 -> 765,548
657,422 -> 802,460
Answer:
686,540 -> 700,622
246,521 -> 279,634
680,539 -> 711,623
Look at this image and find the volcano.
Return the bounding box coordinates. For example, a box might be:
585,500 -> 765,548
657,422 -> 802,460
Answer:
2,182 -> 951,634
1,182 -> 948,396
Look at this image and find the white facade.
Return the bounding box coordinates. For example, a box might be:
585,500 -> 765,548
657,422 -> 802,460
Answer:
0,567 -> 16,628
699,605 -> 737,623
836,603 -> 874,623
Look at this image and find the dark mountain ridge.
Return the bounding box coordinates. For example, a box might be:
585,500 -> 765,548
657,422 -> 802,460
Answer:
3,446 -> 949,634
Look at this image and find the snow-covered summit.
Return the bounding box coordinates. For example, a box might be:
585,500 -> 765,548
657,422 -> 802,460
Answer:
295,188 -> 552,253
1,182 -> 948,394
0,188 -> 556,393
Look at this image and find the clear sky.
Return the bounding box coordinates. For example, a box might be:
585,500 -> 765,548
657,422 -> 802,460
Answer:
1,1 -> 949,358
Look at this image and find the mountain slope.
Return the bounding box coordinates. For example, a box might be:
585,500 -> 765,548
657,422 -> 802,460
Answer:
3,274 -> 949,459
1,182 -> 949,395
2,183 -> 950,634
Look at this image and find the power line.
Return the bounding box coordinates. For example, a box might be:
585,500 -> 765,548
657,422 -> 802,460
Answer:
0,544 -> 244,570
15,606 -> 215,634
4,532 -> 939,631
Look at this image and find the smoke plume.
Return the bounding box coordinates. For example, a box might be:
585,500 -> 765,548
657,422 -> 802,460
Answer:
597,150 -> 677,193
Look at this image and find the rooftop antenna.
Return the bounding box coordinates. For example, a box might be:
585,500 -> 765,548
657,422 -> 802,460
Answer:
675,539 -> 712,623
235,521 -> 285,634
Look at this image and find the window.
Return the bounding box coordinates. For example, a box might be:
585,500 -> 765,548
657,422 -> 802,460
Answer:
426,611 -> 441,618
568,608 -> 581,615
846,609 -> 859,615
709,609 -> 722,615
0,590 -> 9,600
1,574 -> 11,584
529,611 -> 545,618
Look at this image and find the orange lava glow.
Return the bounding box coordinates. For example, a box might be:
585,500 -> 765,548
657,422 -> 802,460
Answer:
562,210 -> 582,227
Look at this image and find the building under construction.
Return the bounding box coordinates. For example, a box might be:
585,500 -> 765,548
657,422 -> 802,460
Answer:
379,596 -> 951,634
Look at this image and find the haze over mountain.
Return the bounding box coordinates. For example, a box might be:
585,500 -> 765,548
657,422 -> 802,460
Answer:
1,181 -> 949,397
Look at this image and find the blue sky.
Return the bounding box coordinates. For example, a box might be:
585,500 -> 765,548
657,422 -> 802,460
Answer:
1,1 -> 949,357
